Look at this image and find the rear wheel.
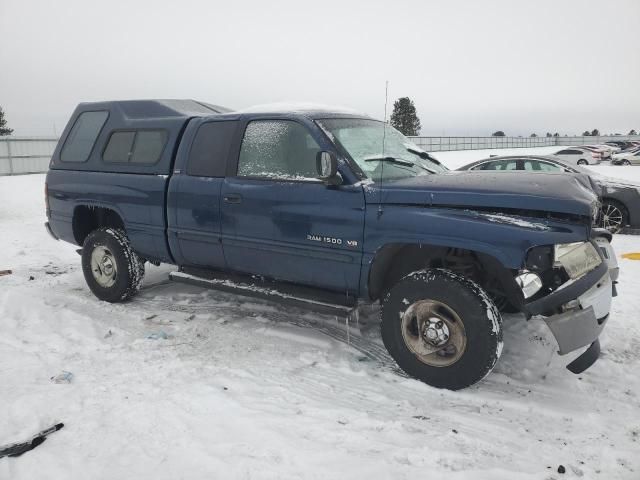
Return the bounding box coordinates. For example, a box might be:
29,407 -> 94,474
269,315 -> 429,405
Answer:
577,159 -> 588,165
381,269 -> 503,390
622,159 -> 631,166
598,200 -> 628,234
81,228 -> 145,302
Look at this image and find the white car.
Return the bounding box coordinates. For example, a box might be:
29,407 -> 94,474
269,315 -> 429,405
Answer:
612,148 -> 640,165
580,145 -> 612,160
554,147 -> 602,165
596,143 -> 621,153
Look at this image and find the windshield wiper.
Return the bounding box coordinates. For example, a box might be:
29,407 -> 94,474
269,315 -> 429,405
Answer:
363,155 -> 416,167
405,145 -> 443,165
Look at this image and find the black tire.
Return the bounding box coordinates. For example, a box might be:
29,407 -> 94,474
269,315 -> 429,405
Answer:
381,268 -> 503,390
598,199 -> 629,234
577,159 -> 588,165
622,160 -> 631,166
81,228 -> 145,302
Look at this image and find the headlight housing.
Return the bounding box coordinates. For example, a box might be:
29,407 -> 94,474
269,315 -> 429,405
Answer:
554,242 -> 602,279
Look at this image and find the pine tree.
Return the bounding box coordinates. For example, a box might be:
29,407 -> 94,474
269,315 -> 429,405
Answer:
0,106 -> 13,136
530,133 -> 537,137
491,131 -> 505,137
591,128 -> 599,136
629,129 -> 637,136
553,133 -> 560,137
582,131 -> 591,136
389,97 -> 421,136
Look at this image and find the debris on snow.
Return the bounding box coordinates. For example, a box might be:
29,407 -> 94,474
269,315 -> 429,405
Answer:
0,423 -> 64,459
146,331 -> 169,340
50,371 -> 73,384
0,269 -> 12,276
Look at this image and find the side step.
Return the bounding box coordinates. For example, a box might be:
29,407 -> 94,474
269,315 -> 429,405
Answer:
169,268 -> 358,316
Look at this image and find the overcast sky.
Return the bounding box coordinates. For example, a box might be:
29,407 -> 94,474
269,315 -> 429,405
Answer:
1,0 -> 638,137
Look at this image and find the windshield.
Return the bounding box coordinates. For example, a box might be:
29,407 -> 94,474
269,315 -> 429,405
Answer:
317,118 -> 448,182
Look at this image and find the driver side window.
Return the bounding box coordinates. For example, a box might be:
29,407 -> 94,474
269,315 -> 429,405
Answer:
237,120 -> 320,179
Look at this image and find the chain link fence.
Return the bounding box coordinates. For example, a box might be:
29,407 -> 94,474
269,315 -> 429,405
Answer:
1,135 -> 639,175
0,137 -> 58,175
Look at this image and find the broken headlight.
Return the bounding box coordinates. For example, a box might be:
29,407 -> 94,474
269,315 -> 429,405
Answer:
554,242 -> 602,279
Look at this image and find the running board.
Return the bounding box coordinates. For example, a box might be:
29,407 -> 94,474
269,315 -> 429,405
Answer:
169,268 -> 358,316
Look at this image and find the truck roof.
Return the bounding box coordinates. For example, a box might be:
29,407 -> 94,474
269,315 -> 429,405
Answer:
76,99 -> 232,119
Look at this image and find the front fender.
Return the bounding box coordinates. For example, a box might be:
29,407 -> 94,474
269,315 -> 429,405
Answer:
359,206 -> 590,299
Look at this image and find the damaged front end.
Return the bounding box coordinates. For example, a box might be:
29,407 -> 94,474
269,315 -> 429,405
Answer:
515,231 -> 618,373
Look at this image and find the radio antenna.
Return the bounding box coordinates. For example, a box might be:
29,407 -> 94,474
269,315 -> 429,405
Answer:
378,81 -> 389,217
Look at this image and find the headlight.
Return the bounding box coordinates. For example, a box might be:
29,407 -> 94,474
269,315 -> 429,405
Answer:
554,242 -> 602,279
515,271 -> 543,299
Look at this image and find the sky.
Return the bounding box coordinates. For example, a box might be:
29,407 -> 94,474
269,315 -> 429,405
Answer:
1,0 -> 639,137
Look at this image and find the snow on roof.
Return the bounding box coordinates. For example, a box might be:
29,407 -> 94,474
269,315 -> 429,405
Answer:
236,102 -> 362,115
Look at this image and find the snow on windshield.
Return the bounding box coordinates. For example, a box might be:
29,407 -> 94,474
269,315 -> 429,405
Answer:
318,118 -> 446,181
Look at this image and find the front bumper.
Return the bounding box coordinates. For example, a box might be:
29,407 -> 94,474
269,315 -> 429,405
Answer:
524,239 -> 615,374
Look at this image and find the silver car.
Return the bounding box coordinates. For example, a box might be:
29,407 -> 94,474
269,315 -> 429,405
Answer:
611,148 -> 640,165
554,147 -> 602,165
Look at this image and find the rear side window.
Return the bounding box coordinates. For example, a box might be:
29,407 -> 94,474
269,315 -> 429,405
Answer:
131,131 -> 167,164
524,160 -> 562,171
103,130 -> 167,164
103,131 -> 135,163
476,160 -> 517,171
187,121 -> 237,177
60,111 -> 109,162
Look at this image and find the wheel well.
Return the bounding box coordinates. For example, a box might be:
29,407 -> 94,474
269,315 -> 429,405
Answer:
368,243 -> 523,308
73,205 -> 125,245
601,197 -> 628,212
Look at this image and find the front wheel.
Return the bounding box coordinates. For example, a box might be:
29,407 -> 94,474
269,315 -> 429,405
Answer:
381,269 -> 503,390
598,200 -> 628,234
82,228 -> 145,302
577,159 -> 588,165
622,159 -> 631,166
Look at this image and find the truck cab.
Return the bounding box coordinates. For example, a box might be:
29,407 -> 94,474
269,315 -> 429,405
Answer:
45,100 -> 618,390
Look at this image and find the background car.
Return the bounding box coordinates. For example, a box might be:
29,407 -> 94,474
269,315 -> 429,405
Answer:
579,145 -> 612,160
612,148 -> 640,165
605,140 -> 635,151
554,147 -> 601,165
599,143 -> 622,153
457,155 -> 640,233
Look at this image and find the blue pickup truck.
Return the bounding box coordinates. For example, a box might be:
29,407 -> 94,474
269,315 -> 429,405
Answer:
45,100 -> 618,390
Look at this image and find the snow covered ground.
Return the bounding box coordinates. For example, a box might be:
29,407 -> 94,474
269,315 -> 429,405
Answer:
1,155 -> 640,479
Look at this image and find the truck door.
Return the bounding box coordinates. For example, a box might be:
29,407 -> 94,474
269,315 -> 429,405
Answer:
220,119 -> 365,294
167,120 -> 238,268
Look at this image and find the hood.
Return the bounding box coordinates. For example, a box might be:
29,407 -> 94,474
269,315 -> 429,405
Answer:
365,171 -> 597,218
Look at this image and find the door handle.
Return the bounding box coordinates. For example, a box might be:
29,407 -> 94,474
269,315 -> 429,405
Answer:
223,193 -> 243,204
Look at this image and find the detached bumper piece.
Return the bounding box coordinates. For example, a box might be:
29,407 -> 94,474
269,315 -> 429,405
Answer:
541,271 -> 611,373
566,340 -> 601,374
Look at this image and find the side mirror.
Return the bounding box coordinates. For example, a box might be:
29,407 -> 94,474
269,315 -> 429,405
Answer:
316,151 -> 341,185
